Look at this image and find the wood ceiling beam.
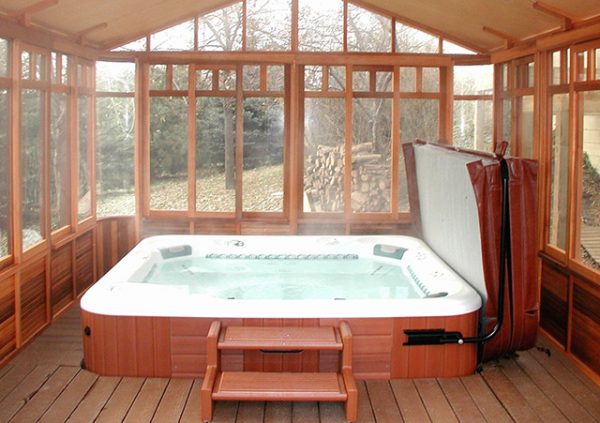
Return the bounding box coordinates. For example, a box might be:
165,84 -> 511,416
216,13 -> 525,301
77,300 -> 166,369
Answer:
532,1 -> 576,30
482,26 -> 517,50
75,22 -> 108,44
9,0 -> 59,26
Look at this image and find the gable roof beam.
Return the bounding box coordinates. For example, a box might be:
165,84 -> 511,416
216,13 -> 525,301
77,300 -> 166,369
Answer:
482,26 -> 517,50
532,1 -> 576,31
75,22 -> 109,45
9,0 -> 59,26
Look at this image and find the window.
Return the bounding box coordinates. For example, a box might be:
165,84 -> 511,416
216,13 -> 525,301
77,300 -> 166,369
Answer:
96,61 -> 136,217
150,20 -> 195,51
77,95 -> 92,221
0,89 -> 9,257
395,22 -> 438,53
453,65 -> 493,151
579,91 -> 600,271
198,2 -> 243,51
0,38 -> 8,77
347,3 -> 391,52
298,0 -> 343,51
247,0 -> 292,51
49,92 -> 70,230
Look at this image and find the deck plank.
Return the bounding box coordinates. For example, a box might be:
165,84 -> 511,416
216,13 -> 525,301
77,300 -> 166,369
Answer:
211,400 -> 239,423
514,351 -> 598,422
179,379 -> 202,423
265,401 -> 292,423
414,378 -> 459,423
39,368 -> 98,422
152,378 -> 194,422
95,377 -> 145,423
291,402 -> 319,423
10,365 -> 79,423
528,346 -> 600,418
481,366 -> 542,422
500,359 -> 568,423
2,304 -> 600,423
123,377 -> 169,422
437,377 -> 486,423
66,376 -> 121,423
0,364 -> 55,422
0,361 -> 37,402
356,380 -> 376,423
460,374 -> 513,423
236,401 -> 265,423
390,379 -> 431,422
365,380 -> 404,423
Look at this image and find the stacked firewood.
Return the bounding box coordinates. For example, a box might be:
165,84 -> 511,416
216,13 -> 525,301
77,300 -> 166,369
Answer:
304,142 -> 390,212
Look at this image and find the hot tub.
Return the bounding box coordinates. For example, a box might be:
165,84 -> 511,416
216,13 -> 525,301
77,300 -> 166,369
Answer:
81,235 -> 482,379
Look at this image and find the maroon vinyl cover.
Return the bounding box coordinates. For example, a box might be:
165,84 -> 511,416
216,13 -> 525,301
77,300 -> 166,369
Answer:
404,141 -> 539,361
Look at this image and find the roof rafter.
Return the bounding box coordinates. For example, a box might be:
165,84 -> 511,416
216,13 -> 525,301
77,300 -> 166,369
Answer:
482,25 -> 517,49
9,0 -> 59,26
532,1 -> 576,30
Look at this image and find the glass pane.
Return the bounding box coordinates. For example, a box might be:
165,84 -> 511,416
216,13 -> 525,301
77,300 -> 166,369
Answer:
96,97 -> 135,217
596,48 -> 600,80
50,93 -> 70,231
196,69 -> 213,91
0,38 -> 8,77
400,99 -> 438,212
96,61 -> 135,92
304,65 -> 322,91
243,97 -> 284,212
527,62 -> 535,87
149,96 -> 189,210
453,65 -> 493,95
150,64 -> 167,90
298,0 -> 343,52
519,95 -> 534,159
580,91 -> 600,271
422,67 -> 439,92
352,98 -> 391,212
304,98 -> 345,212
243,65 -> 260,91
352,71 -> 369,92
0,89 -> 9,256
267,65 -> 284,91
375,72 -> 392,92
78,95 -> 92,221
347,4 -> 391,52
21,89 -> 44,249
21,51 -> 31,79
400,67 -> 416,92
453,100 -> 493,151
442,40 -> 476,54
395,22 -> 438,53
219,69 -> 236,91
551,51 -> 561,85
328,66 -> 345,91
502,98 -> 512,146
196,97 -> 236,212
198,2 -> 243,51
150,20 -> 194,51
112,37 -> 147,52
501,63 -> 508,91
61,54 -> 69,85
34,53 -> 43,80
173,65 -> 188,90
247,0 -> 291,51
576,51 -> 587,82
400,99 -> 438,142
548,93 -> 569,250
51,52 -> 58,83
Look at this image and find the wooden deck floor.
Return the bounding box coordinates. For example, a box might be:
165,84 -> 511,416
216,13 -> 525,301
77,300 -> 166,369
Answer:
1,305 -> 599,423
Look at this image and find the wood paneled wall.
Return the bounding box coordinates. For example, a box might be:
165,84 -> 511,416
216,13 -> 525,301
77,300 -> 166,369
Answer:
0,225 -> 101,366
540,256 -> 600,377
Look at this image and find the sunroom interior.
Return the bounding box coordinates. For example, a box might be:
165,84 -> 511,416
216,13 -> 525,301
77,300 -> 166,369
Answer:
0,0 -> 600,405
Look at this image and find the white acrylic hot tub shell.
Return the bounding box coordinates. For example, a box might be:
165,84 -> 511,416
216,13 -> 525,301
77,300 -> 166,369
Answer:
80,235 -> 482,319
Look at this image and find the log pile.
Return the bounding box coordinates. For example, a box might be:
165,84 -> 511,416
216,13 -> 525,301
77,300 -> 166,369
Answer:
304,142 -> 390,212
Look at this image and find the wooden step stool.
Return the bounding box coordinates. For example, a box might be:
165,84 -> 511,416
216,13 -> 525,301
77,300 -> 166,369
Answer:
200,321 -> 358,422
